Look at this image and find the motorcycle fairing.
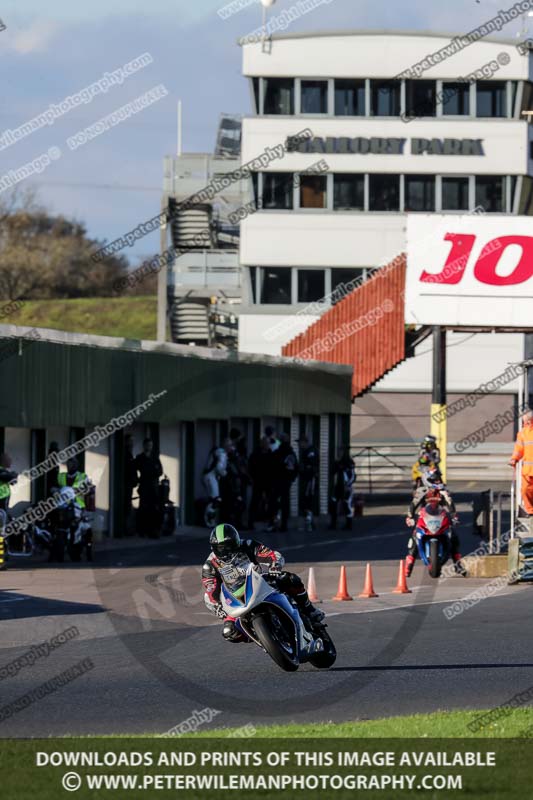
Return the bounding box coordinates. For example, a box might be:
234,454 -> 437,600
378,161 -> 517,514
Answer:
220,565 -> 315,659
415,529 -> 451,566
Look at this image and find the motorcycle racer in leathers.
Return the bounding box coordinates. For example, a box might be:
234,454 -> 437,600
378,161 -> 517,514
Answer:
202,523 -> 324,642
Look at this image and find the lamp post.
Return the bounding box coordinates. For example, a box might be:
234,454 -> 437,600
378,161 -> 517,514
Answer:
518,10 -> 533,38
521,5 -> 533,406
260,0 -> 276,45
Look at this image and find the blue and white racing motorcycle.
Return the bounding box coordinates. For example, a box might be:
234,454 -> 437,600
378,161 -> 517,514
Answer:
220,564 -> 336,672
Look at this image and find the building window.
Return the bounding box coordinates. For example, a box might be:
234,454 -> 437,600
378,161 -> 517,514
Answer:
264,78 -> 294,114
252,78 -> 260,114
299,174 -> 327,208
519,177 -> 533,215
521,82 -> 533,119
262,172 -> 294,209
301,80 -> 328,114
476,81 -> 506,117
333,174 -> 365,210
476,176 -> 504,213
442,82 -> 470,116
405,80 -> 436,117
298,270 -> 325,303
334,79 -> 365,115
510,175 -> 517,212
252,173 -> 259,206
441,177 -> 469,211
371,80 -> 401,116
260,268 -> 291,304
510,81 -> 518,116
249,267 -> 257,303
405,175 -> 435,212
331,268 -> 366,303
369,174 -> 400,211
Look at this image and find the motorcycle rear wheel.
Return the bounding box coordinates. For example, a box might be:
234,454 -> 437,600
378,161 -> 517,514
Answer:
253,614 -> 299,672
308,629 -> 337,669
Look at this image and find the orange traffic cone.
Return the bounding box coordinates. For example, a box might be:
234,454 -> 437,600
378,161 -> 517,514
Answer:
332,565 -> 353,601
307,567 -> 321,603
358,563 -> 379,598
392,560 -> 412,594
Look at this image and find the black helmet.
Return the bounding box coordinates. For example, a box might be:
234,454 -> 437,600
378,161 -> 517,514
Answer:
210,523 -> 241,560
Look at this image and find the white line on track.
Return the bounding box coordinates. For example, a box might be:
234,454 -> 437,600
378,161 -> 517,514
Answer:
283,530 -> 403,552
324,589 -> 525,616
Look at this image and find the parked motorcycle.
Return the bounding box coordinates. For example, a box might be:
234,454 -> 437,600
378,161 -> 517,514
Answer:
414,502 -> 452,578
219,563 -> 336,672
0,508 -> 54,560
49,487 -> 93,562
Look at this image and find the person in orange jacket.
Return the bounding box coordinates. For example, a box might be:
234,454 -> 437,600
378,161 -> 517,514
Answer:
509,409 -> 533,516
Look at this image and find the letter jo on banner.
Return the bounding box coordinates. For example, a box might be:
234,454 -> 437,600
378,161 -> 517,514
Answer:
406,215 -> 533,327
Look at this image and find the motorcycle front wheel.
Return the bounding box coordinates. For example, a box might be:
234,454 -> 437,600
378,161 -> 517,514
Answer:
429,539 -> 441,578
253,613 -> 299,672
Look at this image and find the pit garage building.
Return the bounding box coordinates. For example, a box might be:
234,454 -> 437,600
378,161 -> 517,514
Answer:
0,325 -> 352,537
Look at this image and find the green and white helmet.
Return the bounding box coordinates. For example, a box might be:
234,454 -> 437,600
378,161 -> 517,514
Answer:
209,523 -> 241,560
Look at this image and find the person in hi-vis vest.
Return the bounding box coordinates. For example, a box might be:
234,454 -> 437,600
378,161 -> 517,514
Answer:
0,453 -> 17,512
57,457 -> 88,509
509,410 -> 533,516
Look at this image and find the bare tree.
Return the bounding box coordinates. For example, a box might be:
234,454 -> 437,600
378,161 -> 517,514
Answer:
0,189 -> 129,300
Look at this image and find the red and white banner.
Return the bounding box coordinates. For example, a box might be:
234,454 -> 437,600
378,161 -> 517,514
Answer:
406,215 -> 533,327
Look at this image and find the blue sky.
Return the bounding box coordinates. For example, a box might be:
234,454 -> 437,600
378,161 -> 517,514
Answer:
0,0 -> 529,264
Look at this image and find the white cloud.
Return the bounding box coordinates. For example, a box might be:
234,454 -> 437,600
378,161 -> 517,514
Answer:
7,20 -> 59,54
1,0 -> 237,27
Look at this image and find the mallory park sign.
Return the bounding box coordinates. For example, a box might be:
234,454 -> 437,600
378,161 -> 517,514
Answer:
286,136 -> 485,156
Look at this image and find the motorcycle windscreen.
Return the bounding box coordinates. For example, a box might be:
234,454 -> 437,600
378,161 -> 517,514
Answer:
220,569 -> 257,608
423,506 -> 446,534
221,581 -> 246,608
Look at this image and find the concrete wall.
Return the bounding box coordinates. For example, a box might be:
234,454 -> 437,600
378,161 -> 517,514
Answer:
241,213 -> 406,269
5,427 -> 31,507
242,116 -> 529,176
243,34 -> 528,81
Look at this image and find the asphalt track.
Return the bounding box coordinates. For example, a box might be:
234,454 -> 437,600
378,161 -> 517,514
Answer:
1,502 -> 532,736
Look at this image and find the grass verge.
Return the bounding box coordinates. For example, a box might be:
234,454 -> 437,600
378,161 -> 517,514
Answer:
192,708 -> 533,738
3,296 -> 157,340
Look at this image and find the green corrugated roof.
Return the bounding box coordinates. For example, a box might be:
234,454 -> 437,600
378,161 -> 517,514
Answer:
0,326 -> 352,427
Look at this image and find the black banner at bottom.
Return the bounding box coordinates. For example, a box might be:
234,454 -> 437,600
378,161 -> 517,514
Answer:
1,737 -> 531,799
